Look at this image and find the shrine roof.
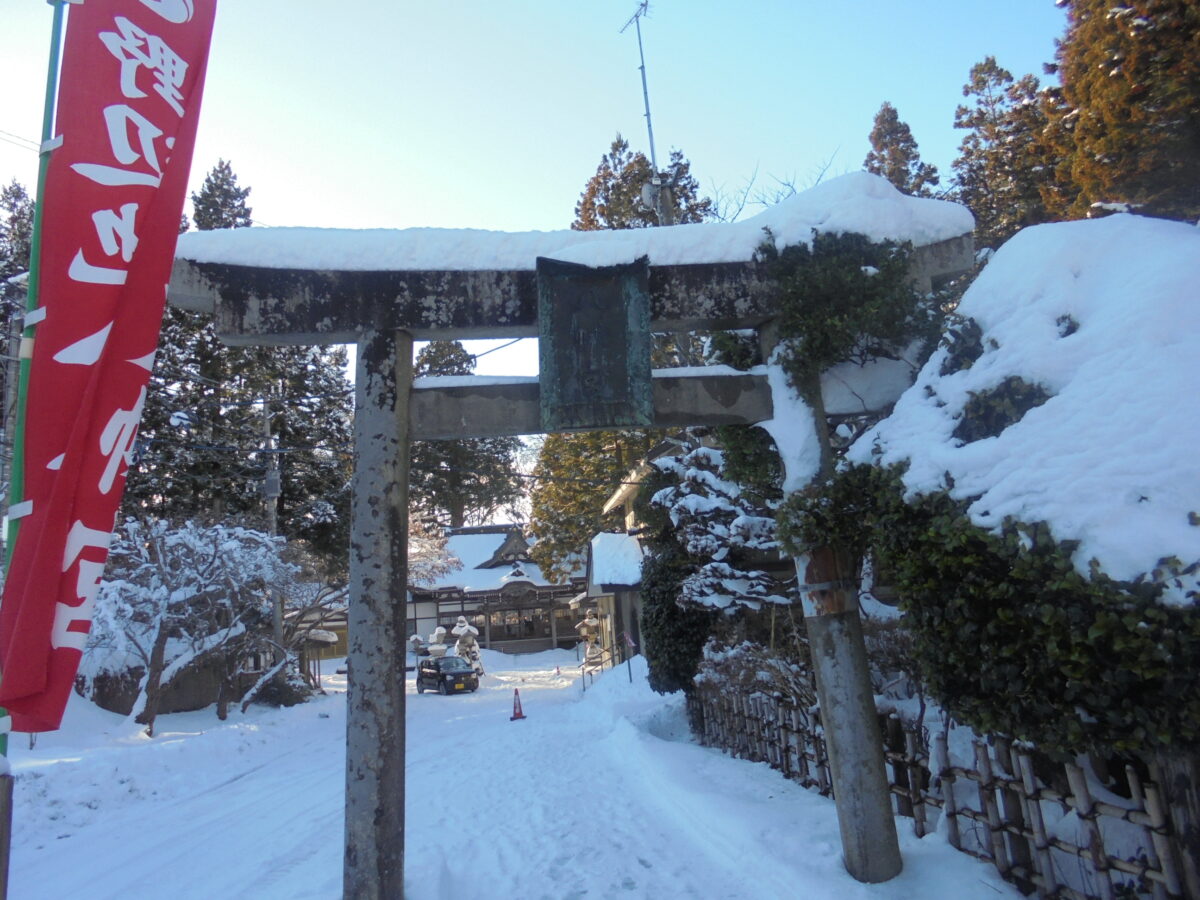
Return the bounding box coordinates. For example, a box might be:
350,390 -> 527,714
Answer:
424,531 -> 558,592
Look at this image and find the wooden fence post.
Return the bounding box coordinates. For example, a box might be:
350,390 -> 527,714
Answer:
1152,751 -> 1200,900
1127,765 -> 1172,900
886,716 -> 913,819
904,728 -> 928,838
975,741 -> 1011,875
1016,750 -> 1058,898
935,730 -> 962,851
994,737 -> 1033,891
1065,762 -> 1115,900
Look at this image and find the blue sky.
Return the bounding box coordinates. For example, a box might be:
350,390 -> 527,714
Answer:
1,1 -> 1070,376
3,1 -> 1067,234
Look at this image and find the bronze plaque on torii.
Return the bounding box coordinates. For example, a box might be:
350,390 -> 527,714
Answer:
536,256 -> 653,432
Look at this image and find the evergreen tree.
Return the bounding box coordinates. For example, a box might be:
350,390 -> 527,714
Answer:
191,158 -> 253,229
409,341 -> 523,528
126,161 -> 353,576
1049,0 -> 1200,219
0,180 -> 34,281
0,181 -> 33,486
572,134 -> 712,230
863,103 -> 940,198
528,430 -> 651,581
951,58 -> 1056,249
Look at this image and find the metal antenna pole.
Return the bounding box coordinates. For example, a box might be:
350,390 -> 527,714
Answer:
621,2 -> 674,225
620,1 -> 659,173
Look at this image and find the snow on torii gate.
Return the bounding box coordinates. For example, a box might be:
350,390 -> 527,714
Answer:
166,174 -> 973,898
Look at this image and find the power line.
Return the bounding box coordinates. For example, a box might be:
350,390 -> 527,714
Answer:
136,435 -> 646,488
471,338 -> 522,360
155,388 -> 352,413
0,128 -> 39,153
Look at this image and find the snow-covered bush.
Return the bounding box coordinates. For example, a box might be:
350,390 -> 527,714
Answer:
85,517 -> 297,735
782,462 -> 1200,758
781,215 -> 1200,758
694,639 -> 815,710
650,445 -> 793,612
638,542 -> 714,698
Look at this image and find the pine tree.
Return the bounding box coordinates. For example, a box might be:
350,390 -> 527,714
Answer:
0,181 -> 34,486
572,135 -> 712,230
863,103 -> 940,198
191,158 -> 252,229
951,58 -> 1056,249
1049,0 -> 1200,219
0,180 -> 34,281
409,341 -> 523,528
258,344 -> 354,567
528,430 -> 650,581
125,161 -> 353,576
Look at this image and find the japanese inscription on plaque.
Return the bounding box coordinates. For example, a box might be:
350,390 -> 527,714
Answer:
537,256 -> 652,432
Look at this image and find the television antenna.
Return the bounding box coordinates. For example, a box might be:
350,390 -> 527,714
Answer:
620,1 -> 659,172
620,2 -> 674,225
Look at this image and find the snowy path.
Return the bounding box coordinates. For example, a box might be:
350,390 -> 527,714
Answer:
8,650 -> 1018,899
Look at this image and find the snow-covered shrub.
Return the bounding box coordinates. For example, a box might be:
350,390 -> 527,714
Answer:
638,542 -> 715,697
779,215 -> 1200,758
650,445 -> 793,612
780,462 -> 1200,758
86,517 -> 298,734
950,375 -> 1051,443
694,639 -> 815,711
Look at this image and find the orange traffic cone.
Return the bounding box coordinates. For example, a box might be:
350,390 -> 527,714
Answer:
510,688 -> 526,721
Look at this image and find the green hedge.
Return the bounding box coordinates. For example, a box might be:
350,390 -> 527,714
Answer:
780,463 -> 1200,758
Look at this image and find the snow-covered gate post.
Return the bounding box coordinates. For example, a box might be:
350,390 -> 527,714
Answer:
167,223 -> 971,895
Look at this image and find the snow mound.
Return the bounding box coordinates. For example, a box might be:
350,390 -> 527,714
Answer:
174,172 -> 972,272
849,214 -> 1200,603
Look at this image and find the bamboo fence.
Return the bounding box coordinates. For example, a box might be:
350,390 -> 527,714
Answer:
688,684 -> 1192,899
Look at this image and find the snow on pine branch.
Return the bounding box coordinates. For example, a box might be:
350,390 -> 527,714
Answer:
652,445 -> 794,612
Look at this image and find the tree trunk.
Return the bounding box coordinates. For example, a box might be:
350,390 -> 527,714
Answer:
134,622 -> 170,737
798,369 -> 836,481
216,662 -> 232,721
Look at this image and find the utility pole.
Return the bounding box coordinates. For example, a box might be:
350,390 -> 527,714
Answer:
262,396 -> 283,662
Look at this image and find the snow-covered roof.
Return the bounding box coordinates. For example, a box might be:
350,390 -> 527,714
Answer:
174,172 -> 973,272
423,530 -> 556,592
589,533 -> 645,589
848,213 -> 1200,604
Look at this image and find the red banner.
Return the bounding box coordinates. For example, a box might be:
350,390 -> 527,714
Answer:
0,0 -> 217,732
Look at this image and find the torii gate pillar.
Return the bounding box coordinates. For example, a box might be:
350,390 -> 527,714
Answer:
344,329 -> 412,899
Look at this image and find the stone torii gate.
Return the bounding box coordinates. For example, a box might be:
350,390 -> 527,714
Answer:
167,220 -> 971,898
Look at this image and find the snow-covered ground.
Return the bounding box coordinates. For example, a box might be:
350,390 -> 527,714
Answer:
8,650 -> 1017,899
